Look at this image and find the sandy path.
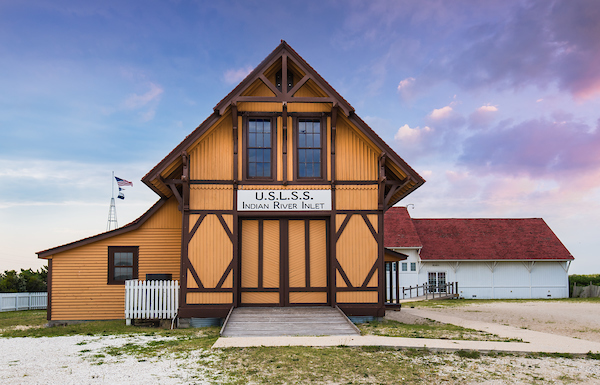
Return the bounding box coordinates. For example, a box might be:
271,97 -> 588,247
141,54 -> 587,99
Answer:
405,301 -> 600,343
0,335 -> 213,384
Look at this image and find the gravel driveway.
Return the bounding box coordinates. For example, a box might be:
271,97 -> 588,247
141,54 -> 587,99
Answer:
405,300 -> 600,343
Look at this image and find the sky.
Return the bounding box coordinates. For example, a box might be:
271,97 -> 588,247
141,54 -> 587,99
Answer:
1,0 -> 599,275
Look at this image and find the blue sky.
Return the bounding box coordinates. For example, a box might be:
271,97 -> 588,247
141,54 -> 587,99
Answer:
1,0 -> 599,274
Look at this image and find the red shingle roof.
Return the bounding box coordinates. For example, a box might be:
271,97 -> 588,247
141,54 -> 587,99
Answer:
384,208 -> 573,261
384,207 -> 422,248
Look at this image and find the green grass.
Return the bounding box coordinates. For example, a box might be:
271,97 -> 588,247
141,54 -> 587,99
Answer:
358,319 -> 522,342
215,345 -> 439,384
0,309 -> 47,330
407,297 -> 600,308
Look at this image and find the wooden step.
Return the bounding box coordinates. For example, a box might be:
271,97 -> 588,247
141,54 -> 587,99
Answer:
221,306 -> 360,337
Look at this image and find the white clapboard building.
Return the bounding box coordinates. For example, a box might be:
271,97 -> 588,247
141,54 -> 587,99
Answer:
384,207 -> 573,299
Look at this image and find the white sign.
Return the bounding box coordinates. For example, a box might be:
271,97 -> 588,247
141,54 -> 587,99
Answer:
237,189 -> 331,211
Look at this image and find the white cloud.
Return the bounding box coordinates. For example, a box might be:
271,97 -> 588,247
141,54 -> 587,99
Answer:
469,104 -> 499,128
122,83 -> 163,109
397,77 -> 417,100
224,66 -> 253,85
397,77 -> 415,91
394,124 -> 432,143
429,105 -> 453,120
476,105 -> 498,113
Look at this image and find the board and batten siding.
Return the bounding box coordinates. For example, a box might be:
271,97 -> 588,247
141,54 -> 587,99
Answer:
49,197 -> 181,320
417,261 -> 569,299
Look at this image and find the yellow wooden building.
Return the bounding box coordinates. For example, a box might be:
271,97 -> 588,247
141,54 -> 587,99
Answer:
37,41 -> 424,322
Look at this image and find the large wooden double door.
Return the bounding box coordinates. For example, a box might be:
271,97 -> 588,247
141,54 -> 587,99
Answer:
239,218 -> 329,306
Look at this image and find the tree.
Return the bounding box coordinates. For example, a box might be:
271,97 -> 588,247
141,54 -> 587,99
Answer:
0,267 -> 47,292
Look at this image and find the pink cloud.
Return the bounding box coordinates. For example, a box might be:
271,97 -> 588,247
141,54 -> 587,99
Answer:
459,118 -> 600,179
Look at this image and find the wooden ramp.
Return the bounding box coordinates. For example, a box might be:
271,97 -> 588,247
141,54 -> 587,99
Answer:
220,307 -> 360,337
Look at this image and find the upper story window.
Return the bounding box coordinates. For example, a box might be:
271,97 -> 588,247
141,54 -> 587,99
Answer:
247,118 -> 274,179
296,118 -> 323,179
108,246 -> 138,285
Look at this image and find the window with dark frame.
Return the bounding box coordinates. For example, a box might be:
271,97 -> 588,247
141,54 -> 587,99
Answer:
247,118 -> 273,179
108,246 -> 138,284
297,118 -> 322,178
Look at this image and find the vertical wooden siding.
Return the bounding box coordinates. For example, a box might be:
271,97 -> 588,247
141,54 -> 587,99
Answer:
335,117 -> 379,181
189,112 -> 233,180
262,220 -> 280,288
190,185 -> 233,210
335,186 -> 378,210
309,220 -> 327,288
50,198 -> 181,320
336,215 -> 378,288
188,214 -> 233,289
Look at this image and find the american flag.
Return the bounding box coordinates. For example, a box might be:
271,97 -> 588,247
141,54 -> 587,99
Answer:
115,176 -> 133,187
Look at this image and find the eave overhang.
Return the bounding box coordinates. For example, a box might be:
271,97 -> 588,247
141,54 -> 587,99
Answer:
142,41 -> 425,202
36,198 -> 168,259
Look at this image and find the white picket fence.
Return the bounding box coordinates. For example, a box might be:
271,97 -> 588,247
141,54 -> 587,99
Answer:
0,292 -> 47,312
125,280 -> 179,325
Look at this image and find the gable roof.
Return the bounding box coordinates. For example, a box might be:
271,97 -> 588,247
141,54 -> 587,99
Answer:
36,198 -> 169,259
384,207 -> 422,248
384,208 -> 573,261
142,41 -> 425,206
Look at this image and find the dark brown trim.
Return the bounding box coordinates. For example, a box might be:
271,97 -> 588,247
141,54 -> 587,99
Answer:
164,179 -> 183,208
258,74 -> 283,97
361,260 -> 379,288
188,213 -> 206,241
37,198 -> 170,258
187,288 -> 233,293
282,104 -> 288,183
47,259 -> 52,321
233,186 -> 239,307
336,210 -> 380,214
178,305 -> 231,318
335,260 -> 353,288
335,287 -> 378,292
242,115 -> 277,182
280,218 -> 288,306
335,214 -> 352,242
288,287 -> 328,292
142,112 -> 222,197
304,220 -> 310,288
293,115 -> 327,182
287,74 -> 309,97
240,288 -> 279,292
180,207 -> 189,310
361,214 -> 378,242
238,211 -> 331,218
216,213 -> 234,243
189,210 -> 234,215
378,211 -> 385,309
107,246 -> 139,285
334,181 -> 379,185
214,41 -> 353,116
189,180 -> 235,185
187,260 -> 204,289
258,219 -> 264,289
215,260 -> 234,289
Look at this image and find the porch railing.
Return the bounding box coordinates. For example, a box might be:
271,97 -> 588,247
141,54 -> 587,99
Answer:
125,280 -> 179,325
386,281 -> 458,305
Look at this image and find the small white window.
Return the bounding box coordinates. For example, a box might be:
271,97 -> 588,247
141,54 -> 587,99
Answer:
411,262 -> 416,271
401,262 -> 407,271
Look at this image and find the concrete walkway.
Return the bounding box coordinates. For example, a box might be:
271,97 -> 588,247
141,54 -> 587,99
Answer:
213,308 -> 600,354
